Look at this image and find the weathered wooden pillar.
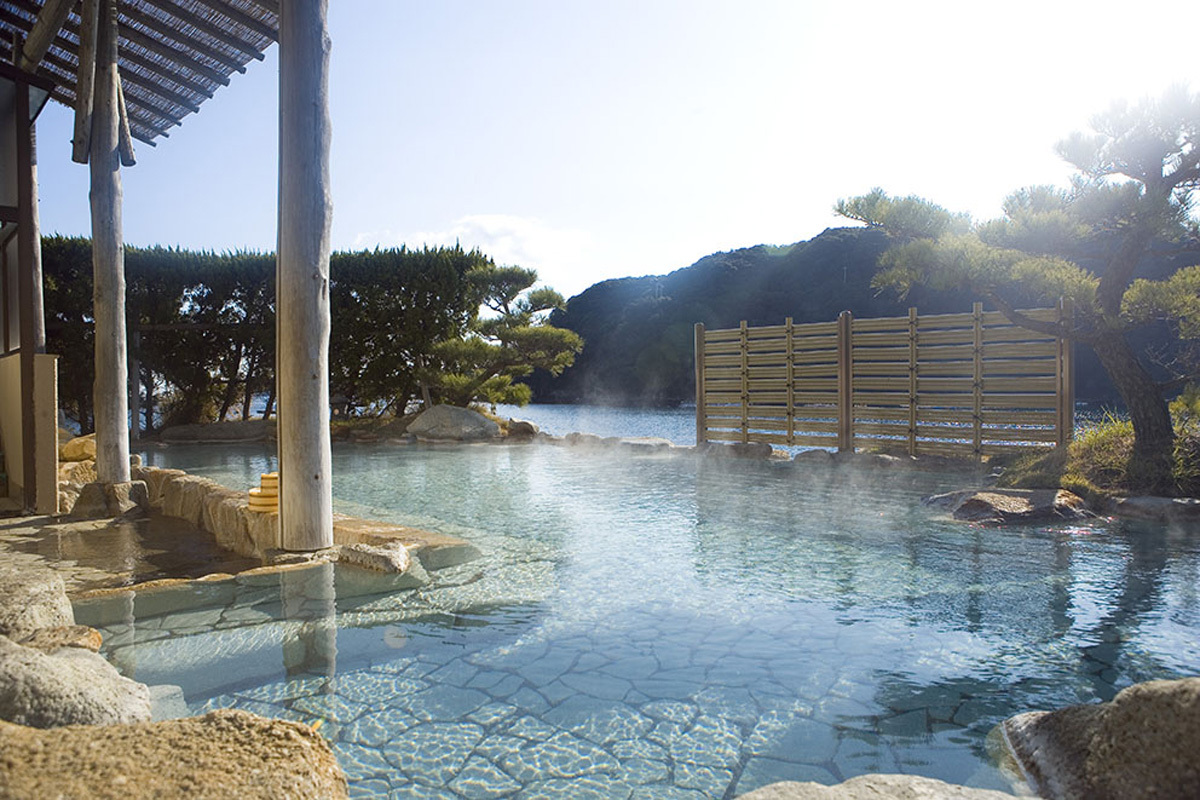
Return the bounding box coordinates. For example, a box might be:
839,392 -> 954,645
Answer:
276,0 -> 333,550
694,323 -> 706,445
89,0 -> 130,484
15,56 -> 39,509
836,310 -> 853,452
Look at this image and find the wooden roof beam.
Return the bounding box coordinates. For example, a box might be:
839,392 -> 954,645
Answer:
142,0 -> 266,61
118,5 -> 248,74
117,20 -> 230,85
247,0 -> 280,15
8,17 -> 203,115
4,0 -> 221,97
16,0 -> 75,72
193,0 -> 276,41
40,78 -> 159,145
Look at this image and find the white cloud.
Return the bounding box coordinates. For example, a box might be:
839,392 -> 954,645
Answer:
352,215 -> 599,296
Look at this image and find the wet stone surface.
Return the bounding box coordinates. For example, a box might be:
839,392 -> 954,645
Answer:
69,442 -> 1200,798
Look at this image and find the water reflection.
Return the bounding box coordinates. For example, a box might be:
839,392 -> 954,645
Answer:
104,442 -> 1200,797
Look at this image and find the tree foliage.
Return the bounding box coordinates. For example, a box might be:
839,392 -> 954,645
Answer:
836,87 -> 1200,494
42,239 -> 579,430
426,264 -> 583,406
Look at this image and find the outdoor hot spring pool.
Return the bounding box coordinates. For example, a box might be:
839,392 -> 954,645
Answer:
75,442 -> 1200,799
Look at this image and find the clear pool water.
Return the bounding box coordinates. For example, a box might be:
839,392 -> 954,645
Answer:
77,442 -> 1200,799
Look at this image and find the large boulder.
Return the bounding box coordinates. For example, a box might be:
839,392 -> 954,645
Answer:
922,488 -> 1092,523
407,404 -> 500,441
737,774 -> 1015,799
0,635 -> 151,727
59,433 -> 96,462
68,480 -> 150,520
1003,677 -> 1200,799
0,569 -> 74,640
0,708 -> 348,799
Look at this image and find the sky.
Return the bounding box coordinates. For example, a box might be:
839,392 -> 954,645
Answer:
31,0 -> 1198,298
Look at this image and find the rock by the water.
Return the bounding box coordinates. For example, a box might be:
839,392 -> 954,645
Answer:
923,488 -> 1092,523
736,774 -> 1015,799
0,708 -> 348,799
0,569 -> 74,640
1003,677 -> 1200,800
0,635 -> 151,727
17,625 -> 103,653
699,441 -> 774,459
69,481 -> 150,520
1111,496 -> 1200,525
159,419 -> 277,442
59,434 -> 96,462
407,404 -> 500,441
507,418 -> 540,438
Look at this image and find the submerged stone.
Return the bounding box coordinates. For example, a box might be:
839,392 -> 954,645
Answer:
922,488 -> 1092,523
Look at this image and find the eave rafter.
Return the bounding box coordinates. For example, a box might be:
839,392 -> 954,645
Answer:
0,0 -> 278,145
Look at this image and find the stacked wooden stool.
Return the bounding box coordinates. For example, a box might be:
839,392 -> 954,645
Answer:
248,472 -> 279,513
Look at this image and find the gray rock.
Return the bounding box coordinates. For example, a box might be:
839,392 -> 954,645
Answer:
699,441 -> 774,459
1003,677 -> 1200,800
335,542 -> 430,597
0,569 -> 74,639
736,774 -> 1015,799
793,449 -> 834,464
564,432 -> 605,447
922,488 -> 1092,523
1112,496 -> 1200,525
69,480 -> 150,519
507,418 -> 540,438
148,684 -> 189,721
407,404 -> 500,441
0,634 -> 152,727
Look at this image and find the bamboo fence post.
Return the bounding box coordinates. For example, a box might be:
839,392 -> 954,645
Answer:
972,301 -> 983,460
694,322 -> 706,445
837,310 -> 853,451
277,0 -> 334,551
785,317 -> 795,445
907,306 -> 918,456
1057,297 -> 1075,446
89,0 -> 130,485
739,320 -> 749,443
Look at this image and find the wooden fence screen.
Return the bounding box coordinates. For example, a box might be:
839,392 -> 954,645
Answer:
695,301 -> 1073,458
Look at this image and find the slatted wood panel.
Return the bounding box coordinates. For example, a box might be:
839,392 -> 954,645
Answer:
696,301 -> 1073,458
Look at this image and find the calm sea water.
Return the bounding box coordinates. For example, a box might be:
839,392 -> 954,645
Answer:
76,412 -> 1199,799
496,403 -> 697,445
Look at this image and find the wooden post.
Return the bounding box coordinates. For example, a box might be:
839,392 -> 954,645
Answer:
277,0 -> 334,551
73,0 -> 98,164
129,329 -> 140,441
972,301 -> 984,460
1057,297 -> 1075,446
907,307 -> 918,456
693,322 -> 706,446
836,310 -> 853,451
90,0 -> 130,485
785,317 -> 794,445
739,320 -> 749,443
15,60 -> 39,509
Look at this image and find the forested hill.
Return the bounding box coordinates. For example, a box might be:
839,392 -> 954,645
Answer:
525,227 -> 974,406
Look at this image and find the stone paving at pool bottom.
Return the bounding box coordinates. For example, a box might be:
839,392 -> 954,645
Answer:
183,609 -> 1027,800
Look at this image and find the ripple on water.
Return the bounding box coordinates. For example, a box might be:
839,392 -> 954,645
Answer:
101,440 -> 1200,797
